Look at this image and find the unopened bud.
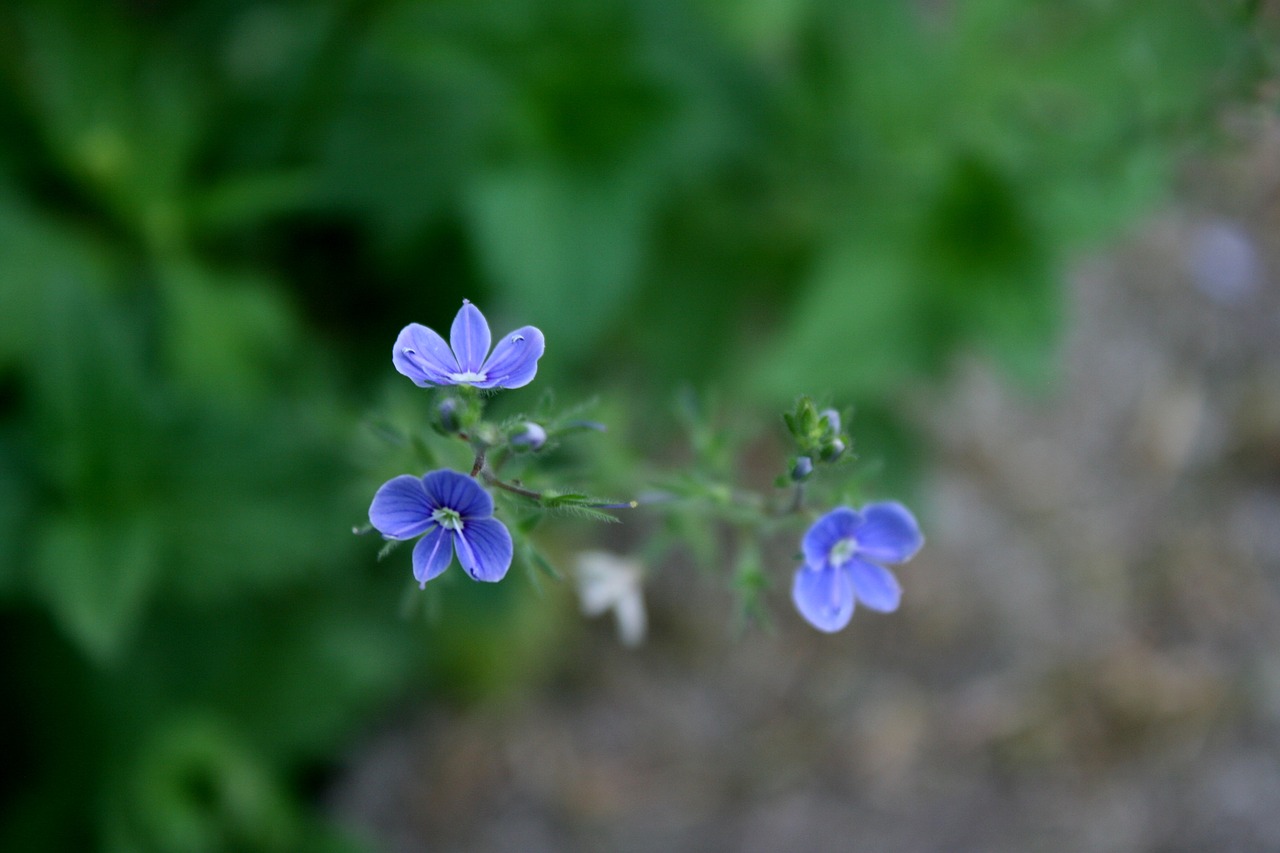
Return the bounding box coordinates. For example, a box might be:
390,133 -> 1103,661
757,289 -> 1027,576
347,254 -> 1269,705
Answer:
820,438 -> 846,463
510,421 -> 547,451
435,398 -> 460,433
819,408 -> 841,435
791,455 -> 814,481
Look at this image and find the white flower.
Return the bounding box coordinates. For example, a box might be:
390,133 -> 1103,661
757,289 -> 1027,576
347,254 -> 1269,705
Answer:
574,551 -> 647,647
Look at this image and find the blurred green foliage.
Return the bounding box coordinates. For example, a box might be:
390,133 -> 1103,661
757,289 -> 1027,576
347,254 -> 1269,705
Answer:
0,0 -> 1273,849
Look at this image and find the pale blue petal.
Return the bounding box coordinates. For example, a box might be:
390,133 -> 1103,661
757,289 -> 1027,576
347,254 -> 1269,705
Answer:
450,301 -> 492,375
412,526 -> 453,587
848,559 -> 902,612
393,323 -> 458,386
420,469 -> 492,519
792,565 -> 855,632
820,408 -> 841,434
801,507 -> 861,569
474,325 -> 545,389
453,517 -> 513,582
855,502 -> 923,564
368,475 -> 434,539
510,422 -> 547,449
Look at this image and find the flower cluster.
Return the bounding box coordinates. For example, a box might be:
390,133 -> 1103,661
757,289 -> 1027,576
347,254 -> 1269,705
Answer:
784,400 -> 847,483
368,301 -> 544,584
364,300 -> 924,642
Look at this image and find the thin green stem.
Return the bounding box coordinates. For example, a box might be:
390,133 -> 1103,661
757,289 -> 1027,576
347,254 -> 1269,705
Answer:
786,482 -> 805,516
490,445 -> 512,475
480,471 -> 542,500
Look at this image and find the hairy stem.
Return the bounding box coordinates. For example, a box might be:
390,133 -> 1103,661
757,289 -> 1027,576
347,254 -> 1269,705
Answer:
480,471 -> 542,500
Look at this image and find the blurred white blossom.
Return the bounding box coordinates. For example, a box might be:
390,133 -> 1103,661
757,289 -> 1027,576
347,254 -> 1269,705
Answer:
575,551 -> 647,647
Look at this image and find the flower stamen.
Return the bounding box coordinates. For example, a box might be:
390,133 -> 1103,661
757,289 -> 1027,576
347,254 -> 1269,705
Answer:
432,507 -> 464,531
829,536 -> 857,568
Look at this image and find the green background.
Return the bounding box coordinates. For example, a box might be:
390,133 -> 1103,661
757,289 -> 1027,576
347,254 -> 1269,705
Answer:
0,0 -> 1272,849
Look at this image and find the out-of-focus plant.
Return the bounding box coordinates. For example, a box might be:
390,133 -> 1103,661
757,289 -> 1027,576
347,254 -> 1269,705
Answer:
0,0 -> 1273,849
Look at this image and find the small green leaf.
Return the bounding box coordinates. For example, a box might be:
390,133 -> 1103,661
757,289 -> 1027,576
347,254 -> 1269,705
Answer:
465,164 -> 653,358
409,433 -> 438,468
33,512 -> 159,663
545,503 -> 623,524
543,491 -> 590,506
157,262 -> 299,404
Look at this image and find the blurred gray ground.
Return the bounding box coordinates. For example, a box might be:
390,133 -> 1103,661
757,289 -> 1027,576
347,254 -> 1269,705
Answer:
329,119 -> 1280,853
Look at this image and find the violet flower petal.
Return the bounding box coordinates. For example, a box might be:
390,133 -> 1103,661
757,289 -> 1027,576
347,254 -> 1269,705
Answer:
393,323 -> 459,386
791,565 -> 855,632
450,301 -> 492,375
847,559 -> 902,612
474,325 -> 545,389
455,517 -> 513,582
421,469 -> 493,519
855,502 -> 923,564
412,526 -> 453,587
368,475 -> 435,539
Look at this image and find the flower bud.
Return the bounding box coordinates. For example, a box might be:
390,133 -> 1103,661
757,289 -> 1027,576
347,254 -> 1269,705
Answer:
819,438 -> 846,463
791,455 -> 814,481
435,398 -> 460,433
819,408 -> 841,436
510,421 -> 547,451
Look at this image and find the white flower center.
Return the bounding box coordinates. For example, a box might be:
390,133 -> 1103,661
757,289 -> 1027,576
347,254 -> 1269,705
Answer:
432,507 -> 464,531
829,536 -> 857,568
449,370 -> 487,383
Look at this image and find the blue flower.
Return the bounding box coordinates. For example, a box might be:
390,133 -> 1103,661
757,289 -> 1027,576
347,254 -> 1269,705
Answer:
393,300 -> 545,389
792,502 -> 923,632
368,469 -> 514,586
